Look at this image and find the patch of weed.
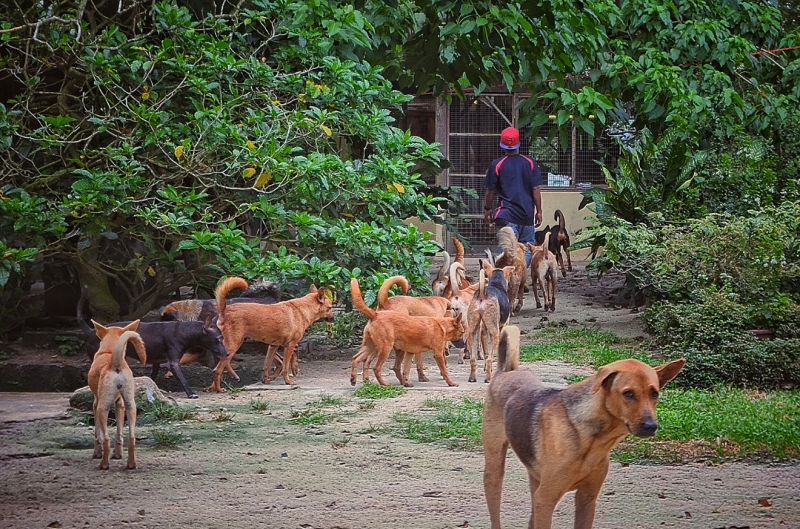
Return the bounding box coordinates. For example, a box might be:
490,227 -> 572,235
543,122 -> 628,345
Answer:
521,327 -> 652,366
151,429 -> 183,448
353,381 -> 407,399
139,402 -> 197,424
55,335 -> 83,356
250,399 -> 268,412
392,397 -> 483,450
211,409 -> 235,422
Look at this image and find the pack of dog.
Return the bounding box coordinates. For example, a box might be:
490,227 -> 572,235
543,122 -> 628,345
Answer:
208,277 -> 334,391
88,320 -> 146,470
466,262 -> 514,383
431,237 -> 472,297
78,286 -> 229,399
482,324 -> 685,529
349,277 -> 463,387
527,231 -> 558,312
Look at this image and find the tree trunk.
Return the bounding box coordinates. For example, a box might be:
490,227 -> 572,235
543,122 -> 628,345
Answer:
73,258 -> 120,322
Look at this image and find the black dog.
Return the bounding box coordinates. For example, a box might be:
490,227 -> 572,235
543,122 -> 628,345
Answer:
78,287 -> 229,399
536,210 -> 572,278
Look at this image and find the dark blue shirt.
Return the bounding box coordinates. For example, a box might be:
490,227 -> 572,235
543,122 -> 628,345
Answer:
485,154 -> 543,226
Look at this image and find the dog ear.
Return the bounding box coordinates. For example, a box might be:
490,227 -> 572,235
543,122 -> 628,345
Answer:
590,365 -> 619,394
454,312 -> 463,323
316,287 -> 326,302
92,320 -> 108,339
203,315 -> 213,330
123,319 -> 140,333
655,358 -> 686,389
309,284 -> 318,294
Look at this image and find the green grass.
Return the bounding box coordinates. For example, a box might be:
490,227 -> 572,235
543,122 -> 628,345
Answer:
138,402 -> 197,424
249,398 -> 269,411
392,397 -> 483,450
288,394 -> 347,425
520,327 -> 653,367
353,380 -> 407,399
615,387 -> 800,462
151,428 -> 183,448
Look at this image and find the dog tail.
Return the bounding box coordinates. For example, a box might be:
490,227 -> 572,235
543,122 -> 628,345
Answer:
496,325 -> 521,373
448,261 -> 465,299
113,330 -> 146,371
215,277 -> 249,315
542,232 -> 552,260
378,276 -> 410,310
77,285 -> 95,338
452,237 -> 465,263
497,226 -> 517,254
478,268 -> 487,301
555,209 -> 565,232
350,278 -> 378,320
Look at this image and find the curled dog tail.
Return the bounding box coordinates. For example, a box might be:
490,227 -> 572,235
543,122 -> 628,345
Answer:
496,325 -> 521,373
431,252 -> 450,296
452,237 -> 465,264
113,330 -> 146,371
555,209 -> 565,231
350,277 -> 377,320
378,276 -> 409,310
215,277 -> 249,315
497,226 -> 517,254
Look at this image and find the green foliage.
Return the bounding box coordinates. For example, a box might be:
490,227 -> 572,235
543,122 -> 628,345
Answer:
249,399 -> 268,412
138,401 -> 197,424
0,0 -> 449,325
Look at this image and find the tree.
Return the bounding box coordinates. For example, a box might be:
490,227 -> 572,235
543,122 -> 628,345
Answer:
0,0 -> 445,333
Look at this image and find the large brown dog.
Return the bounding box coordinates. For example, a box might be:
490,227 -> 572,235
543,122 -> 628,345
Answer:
483,328 -> 686,529
377,275 -> 452,385
88,320 -> 146,470
350,277 -> 463,387
527,232 -> 558,312
209,277 -> 334,391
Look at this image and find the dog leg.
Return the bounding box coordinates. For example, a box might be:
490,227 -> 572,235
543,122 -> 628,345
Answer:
112,396 -> 124,459
278,343 -> 298,385
123,388 -> 138,470
467,317 -> 482,383
262,345 -> 282,384
574,479 -> 604,529
484,326 -> 498,383
564,246 -> 573,272
393,350 -> 411,387
92,396 -> 103,459
350,342 -> 373,386
482,405 -> 509,529
372,346 -> 393,386
206,355 -> 234,393
95,402 -> 112,470
167,360 -> 198,398
432,347 -> 458,386
532,485 -> 564,529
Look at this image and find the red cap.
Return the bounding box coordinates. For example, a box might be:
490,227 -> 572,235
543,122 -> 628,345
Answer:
500,127 -> 520,150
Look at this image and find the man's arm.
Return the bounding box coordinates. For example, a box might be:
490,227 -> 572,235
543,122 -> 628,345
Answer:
533,186 -> 542,227
483,189 -> 496,225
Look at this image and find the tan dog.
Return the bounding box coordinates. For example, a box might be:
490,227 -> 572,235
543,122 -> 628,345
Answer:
551,209 -> 573,277
483,328 -> 686,529
209,277 -> 334,391
445,261 -> 479,364
527,232 -> 558,311
494,226 -> 528,315
466,263 -> 513,383
349,277 -> 463,387
88,320 -> 147,470
377,275 -> 452,385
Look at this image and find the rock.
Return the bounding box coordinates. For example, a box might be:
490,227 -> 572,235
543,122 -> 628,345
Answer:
69,377 -> 178,412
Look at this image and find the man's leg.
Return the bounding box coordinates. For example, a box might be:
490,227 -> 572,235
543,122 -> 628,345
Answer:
517,225 -> 536,267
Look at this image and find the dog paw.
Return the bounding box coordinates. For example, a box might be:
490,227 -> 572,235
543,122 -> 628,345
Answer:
188,394 -> 199,399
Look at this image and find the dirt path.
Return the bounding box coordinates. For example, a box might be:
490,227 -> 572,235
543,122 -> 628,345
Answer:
1,263 -> 798,529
